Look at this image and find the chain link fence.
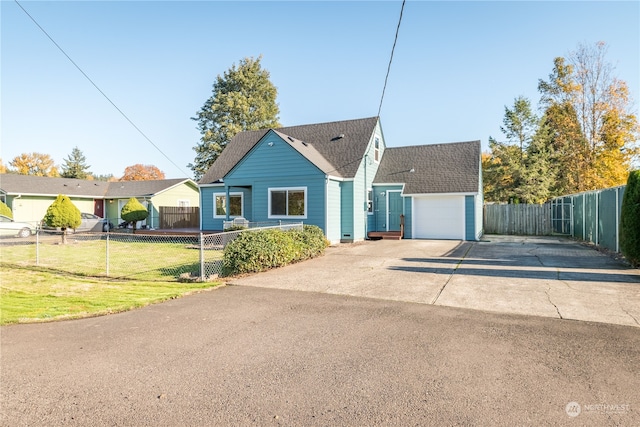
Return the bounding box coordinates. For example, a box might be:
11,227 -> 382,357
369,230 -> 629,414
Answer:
1,222 -> 303,281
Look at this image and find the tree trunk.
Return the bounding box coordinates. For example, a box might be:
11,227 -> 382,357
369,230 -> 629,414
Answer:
61,228 -> 68,245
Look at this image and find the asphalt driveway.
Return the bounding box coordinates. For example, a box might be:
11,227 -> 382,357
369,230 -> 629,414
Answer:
230,235 -> 640,328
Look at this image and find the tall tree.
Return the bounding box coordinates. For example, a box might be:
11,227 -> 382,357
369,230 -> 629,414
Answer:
500,96 -> 538,155
0,158 -> 6,174
537,42 -> 638,193
9,152 -> 59,177
120,164 -> 165,181
60,146 -> 91,179
190,55 -> 281,180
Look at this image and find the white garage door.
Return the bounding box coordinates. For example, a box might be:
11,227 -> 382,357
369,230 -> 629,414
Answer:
413,195 -> 465,239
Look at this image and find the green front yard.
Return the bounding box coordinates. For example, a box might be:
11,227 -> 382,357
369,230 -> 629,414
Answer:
0,264 -> 220,325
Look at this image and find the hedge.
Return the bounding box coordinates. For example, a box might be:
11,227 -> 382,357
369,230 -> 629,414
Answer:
223,225 -> 329,275
620,170 -> 640,267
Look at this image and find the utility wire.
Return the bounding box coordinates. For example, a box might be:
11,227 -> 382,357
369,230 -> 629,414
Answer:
14,0 -> 191,178
377,0 -> 406,118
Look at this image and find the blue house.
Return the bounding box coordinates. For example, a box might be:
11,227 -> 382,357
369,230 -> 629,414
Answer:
199,117 -> 482,243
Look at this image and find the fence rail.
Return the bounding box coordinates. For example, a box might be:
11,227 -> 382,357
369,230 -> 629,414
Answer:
484,203 -> 552,235
1,222 -> 304,281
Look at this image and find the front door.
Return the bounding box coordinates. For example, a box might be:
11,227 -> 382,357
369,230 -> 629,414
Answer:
94,199 -> 103,217
387,191 -> 403,231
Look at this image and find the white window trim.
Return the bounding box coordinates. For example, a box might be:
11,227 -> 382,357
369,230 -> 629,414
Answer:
268,187 -> 307,219
213,192 -> 244,218
367,188 -> 374,215
177,199 -> 190,208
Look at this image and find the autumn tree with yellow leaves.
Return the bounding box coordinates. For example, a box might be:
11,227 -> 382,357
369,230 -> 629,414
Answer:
484,42 -> 638,203
8,152 -> 59,177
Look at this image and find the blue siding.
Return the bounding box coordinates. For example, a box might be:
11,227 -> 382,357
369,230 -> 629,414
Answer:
465,195 -> 476,240
403,197 -> 413,238
225,132 -> 327,232
200,186 -> 223,230
340,181 -> 354,241
371,185 -> 404,232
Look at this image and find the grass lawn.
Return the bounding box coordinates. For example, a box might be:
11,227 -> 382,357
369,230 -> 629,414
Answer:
1,236 -> 223,280
0,264 -> 221,325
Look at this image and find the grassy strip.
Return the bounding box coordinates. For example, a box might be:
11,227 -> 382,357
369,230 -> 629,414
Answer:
0,264 -> 221,325
1,237 -> 223,281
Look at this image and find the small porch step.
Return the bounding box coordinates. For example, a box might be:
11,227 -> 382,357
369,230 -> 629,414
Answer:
368,231 -> 402,240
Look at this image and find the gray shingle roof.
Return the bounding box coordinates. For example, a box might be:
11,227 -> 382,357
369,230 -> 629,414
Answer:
104,179 -> 194,198
199,117 -> 379,184
374,141 -> 481,194
0,174 -> 195,198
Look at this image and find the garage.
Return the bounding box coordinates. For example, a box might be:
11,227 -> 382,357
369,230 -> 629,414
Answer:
412,195 -> 465,239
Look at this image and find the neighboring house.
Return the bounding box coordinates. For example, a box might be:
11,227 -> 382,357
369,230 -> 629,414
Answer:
199,117 -> 483,243
0,174 -> 199,229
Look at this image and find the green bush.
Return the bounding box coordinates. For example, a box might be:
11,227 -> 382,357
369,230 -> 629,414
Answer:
43,194 -> 81,244
222,225 -> 329,276
121,197 -> 149,231
620,171 -> 640,266
0,200 -> 12,219
223,225 -> 247,232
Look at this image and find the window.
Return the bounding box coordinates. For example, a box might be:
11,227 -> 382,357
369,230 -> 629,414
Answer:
214,193 -> 243,218
177,200 -> 190,208
367,189 -> 373,214
374,137 -> 380,162
269,187 -> 306,218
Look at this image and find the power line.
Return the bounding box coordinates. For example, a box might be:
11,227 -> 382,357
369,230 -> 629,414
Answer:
377,0 -> 406,118
13,0 -> 191,178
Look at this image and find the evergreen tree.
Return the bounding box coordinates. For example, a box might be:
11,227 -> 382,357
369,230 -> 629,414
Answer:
121,198 -> 148,232
43,194 -> 81,244
190,56 -> 281,180
61,147 -> 91,179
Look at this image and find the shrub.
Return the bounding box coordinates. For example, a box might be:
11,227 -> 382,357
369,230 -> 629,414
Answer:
0,200 -> 12,219
43,194 -> 81,244
121,197 -> 149,231
222,225 -> 329,276
223,225 -> 247,232
620,171 -> 640,266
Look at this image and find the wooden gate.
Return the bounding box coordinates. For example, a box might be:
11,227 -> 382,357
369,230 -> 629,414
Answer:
159,206 -> 199,229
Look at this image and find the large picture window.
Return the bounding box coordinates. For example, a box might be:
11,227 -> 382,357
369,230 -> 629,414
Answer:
213,193 -> 243,218
268,187 -> 306,218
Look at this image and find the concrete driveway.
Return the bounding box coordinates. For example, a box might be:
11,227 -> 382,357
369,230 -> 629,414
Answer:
230,235 -> 640,328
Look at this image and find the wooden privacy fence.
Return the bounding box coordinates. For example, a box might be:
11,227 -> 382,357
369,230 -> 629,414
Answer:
159,206 -> 200,229
484,203 -> 552,236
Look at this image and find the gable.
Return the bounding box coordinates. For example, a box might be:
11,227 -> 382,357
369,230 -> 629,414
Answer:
198,117 -> 379,184
226,131 -> 328,181
374,141 -> 481,194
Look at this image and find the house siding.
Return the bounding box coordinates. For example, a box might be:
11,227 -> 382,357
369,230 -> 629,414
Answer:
340,181 -> 354,241
465,195 -> 476,240
326,179 -> 341,243
371,185 -> 404,232
353,122 -> 384,240
403,197 -> 413,238
200,185 -> 223,231
225,132 -> 327,232
148,183 -> 200,229
9,195 -> 94,225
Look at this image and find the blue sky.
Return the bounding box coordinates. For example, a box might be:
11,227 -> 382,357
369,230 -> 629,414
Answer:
2,0 -> 638,179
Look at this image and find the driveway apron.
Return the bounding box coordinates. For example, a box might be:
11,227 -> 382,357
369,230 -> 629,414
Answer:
229,235 -> 640,327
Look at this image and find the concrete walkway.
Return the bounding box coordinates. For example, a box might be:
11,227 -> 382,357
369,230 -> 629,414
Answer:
229,235 -> 640,328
